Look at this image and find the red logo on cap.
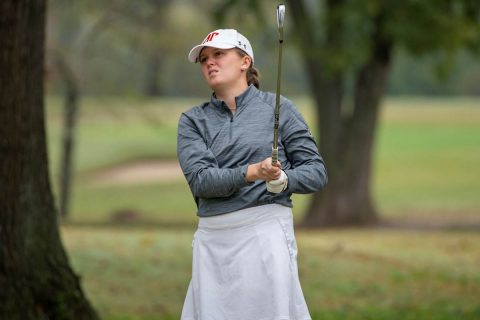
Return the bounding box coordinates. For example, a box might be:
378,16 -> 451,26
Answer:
202,32 -> 219,44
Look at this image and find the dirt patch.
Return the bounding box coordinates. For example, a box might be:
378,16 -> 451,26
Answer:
94,160 -> 183,185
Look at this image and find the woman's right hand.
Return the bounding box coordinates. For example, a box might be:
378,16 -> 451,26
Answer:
245,157 -> 281,182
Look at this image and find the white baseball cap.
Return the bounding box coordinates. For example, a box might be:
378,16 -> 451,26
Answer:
188,29 -> 254,63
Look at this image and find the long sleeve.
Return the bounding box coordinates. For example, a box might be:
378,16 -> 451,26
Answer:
177,114 -> 250,199
281,100 -> 328,194
176,85 -> 327,217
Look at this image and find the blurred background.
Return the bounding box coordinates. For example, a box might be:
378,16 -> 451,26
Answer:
44,0 -> 480,319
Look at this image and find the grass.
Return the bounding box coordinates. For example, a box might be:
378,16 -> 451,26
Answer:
62,226 -> 480,320
46,95 -> 480,319
64,227 -> 193,319
374,99 -> 480,216
46,95 -> 480,223
46,96 -> 182,174
69,181 -> 196,226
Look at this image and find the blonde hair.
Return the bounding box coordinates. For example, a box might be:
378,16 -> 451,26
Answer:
236,49 -> 260,89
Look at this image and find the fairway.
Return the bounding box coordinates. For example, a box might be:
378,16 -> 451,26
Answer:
48,96 -> 480,319
4,1 -> 480,318
375,97 -> 480,218
62,226 -> 480,320
46,95 -> 480,226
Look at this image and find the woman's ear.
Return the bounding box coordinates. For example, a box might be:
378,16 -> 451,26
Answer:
241,56 -> 251,71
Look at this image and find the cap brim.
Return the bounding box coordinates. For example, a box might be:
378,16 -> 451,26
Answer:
187,43 -> 236,63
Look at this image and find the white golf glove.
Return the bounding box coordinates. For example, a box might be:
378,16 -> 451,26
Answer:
266,170 -> 288,193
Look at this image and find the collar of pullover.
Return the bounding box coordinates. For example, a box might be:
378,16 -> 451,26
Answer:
210,85 -> 257,112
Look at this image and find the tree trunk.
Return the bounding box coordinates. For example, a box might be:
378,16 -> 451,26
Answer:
143,49 -> 163,97
0,1 -> 99,319
55,53 -> 80,220
289,0 -> 392,227
303,59 -> 388,226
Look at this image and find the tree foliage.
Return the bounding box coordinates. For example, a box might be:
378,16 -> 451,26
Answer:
45,0 -> 480,97
216,0 -> 480,226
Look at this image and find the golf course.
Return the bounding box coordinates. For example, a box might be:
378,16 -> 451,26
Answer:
45,95 -> 480,320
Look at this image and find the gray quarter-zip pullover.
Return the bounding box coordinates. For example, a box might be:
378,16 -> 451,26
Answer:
177,85 -> 327,217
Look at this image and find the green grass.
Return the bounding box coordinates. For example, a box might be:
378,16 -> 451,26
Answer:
47,95 -> 480,319
46,96 -> 183,175
374,99 -> 480,216
62,227 -> 480,320
69,179 -> 312,226
70,181 -> 196,226
46,95 -> 480,223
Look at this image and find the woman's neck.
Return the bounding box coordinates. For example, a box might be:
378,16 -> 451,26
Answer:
214,83 -> 248,112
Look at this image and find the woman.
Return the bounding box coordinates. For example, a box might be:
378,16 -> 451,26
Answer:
178,28 -> 327,320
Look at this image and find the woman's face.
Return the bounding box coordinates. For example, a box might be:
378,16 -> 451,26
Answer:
199,47 -> 250,91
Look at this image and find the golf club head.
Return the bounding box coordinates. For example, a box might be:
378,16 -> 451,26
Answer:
277,4 -> 285,29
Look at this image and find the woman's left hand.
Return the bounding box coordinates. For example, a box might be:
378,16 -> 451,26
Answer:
245,157 -> 281,182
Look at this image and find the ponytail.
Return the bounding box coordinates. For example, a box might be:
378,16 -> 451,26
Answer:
236,48 -> 260,89
247,66 -> 260,89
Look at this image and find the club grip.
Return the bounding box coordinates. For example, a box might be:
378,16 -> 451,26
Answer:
271,147 -> 279,166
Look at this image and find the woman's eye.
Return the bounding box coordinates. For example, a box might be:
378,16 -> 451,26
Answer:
214,51 -> 223,57
199,57 -> 207,64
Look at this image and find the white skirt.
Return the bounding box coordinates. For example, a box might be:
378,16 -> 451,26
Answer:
181,204 -> 312,320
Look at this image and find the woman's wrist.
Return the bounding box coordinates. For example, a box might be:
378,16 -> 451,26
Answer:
245,163 -> 259,182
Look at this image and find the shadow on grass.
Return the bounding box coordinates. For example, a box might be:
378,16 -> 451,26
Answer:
61,216 -> 480,233
61,220 -> 197,231
376,217 -> 480,232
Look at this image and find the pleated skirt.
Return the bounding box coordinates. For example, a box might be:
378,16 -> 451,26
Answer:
181,204 -> 312,320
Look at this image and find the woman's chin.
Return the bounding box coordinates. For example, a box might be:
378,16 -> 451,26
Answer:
208,81 -> 224,91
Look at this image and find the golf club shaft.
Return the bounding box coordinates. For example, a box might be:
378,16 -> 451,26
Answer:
272,4 -> 285,166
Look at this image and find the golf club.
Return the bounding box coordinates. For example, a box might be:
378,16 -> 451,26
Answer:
271,4 -> 285,166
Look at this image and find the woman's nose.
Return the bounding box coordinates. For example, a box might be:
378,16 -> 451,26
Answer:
205,56 -> 215,66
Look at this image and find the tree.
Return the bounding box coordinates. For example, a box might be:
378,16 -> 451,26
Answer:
48,0 -> 116,219
0,1 -> 99,318
218,0 -> 480,226
110,0 -> 174,96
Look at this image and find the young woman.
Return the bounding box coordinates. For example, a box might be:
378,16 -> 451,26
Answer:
178,28 -> 327,320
